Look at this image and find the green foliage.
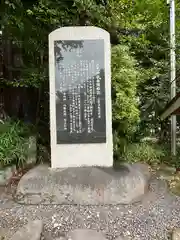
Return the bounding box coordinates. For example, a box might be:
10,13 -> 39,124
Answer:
122,141 -> 180,169
2,0 -> 180,165
123,142 -> 166,165
0,120 -> 33,168
111,45 -> 140,156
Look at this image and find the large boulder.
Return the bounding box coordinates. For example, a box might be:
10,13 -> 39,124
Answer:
16,163 -> 150,205
67,229 -> 106,240
57,229 -> 129,240
10,220 -> 43,240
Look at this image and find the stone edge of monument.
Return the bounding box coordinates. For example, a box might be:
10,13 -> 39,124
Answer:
49,26 -> 113,168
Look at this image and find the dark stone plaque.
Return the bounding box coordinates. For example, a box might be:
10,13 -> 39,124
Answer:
54,39 -> 106,144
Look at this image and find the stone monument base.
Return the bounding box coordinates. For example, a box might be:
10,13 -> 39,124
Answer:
15,163 -> 151,205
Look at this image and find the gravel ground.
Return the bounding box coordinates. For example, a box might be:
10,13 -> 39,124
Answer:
0,177 -> 180,240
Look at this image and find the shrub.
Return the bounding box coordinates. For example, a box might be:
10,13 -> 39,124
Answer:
0,120 -> 33,168
111,45 -> 141,158
122,142 -> 166,165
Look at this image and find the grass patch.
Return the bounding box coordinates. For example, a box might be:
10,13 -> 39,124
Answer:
118,140 -> 180,169
0,120 -> 34,168
122,142 -> 166,166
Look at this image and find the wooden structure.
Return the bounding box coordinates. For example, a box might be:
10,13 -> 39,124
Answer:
160,92 -> 180,120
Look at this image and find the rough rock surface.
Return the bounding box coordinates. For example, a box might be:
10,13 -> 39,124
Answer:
10,220 -> 43,240
67,229 -> 107,240
16,163 -> 150,205
66,229 -> 129,240
172,228 -> 180,240
115,237 -> 129,240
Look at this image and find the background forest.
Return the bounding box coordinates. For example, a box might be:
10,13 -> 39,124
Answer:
1,0 -> 180,168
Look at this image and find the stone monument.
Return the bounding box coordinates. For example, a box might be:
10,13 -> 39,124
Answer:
15,28 -> 150,206
49,26 -> 113,168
